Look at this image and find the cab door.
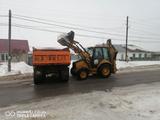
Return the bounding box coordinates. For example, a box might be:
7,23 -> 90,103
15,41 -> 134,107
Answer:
102,47 -> 110,61
92,47 -> 103,67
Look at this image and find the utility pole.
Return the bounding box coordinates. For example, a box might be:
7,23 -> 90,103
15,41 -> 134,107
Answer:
125,16 -> 129,62
8,10 -> 12,72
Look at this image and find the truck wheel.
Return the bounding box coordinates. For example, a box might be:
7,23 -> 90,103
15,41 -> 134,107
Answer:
60,67 -> 69,82
71,67 -> 76,76
77,69 -> 88,80
34,70 -> 44,85
98,64 -> 111,78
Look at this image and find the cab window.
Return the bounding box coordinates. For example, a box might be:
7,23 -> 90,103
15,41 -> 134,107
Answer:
94,48 -> 103,59
102,48 -> 109,60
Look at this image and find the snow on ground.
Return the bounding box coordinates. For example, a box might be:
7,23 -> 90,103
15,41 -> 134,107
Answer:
0,82 -> 160,120
0,60 -> 160,77
116,61 -> 160,69
0,62 -> 33,76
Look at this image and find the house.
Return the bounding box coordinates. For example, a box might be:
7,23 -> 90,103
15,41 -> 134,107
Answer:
96,43 -> 152,61
0,39 -> 30,62
115,44 -> 152,61
114,44 -> 152,61
151,52 -> 160,60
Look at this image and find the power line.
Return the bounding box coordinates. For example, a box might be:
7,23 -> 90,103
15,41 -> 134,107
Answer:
13,14 -> 125,34
13,14 -> 124,31
12,16 -> 126,37
115,38 -> 160,43
130,28 -> 160,36
129,27 -> 160,39
128,22 -> 160,39
130,30 -> 160,38
130,17 -> 160,26
126,39 -> 160,43
130,20 -> 156,27
0,15 -> 8,17
129,35 -> 160,40
13,15 -> 160,40
1,22 -> 160,43
0,23 -> 62,33
2,13 -> 160,39
130,20 -> 160,31
0,23 -> 119,40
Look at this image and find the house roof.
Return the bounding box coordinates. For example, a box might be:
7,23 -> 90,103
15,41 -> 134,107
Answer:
114,45 -> 126,52
0,39 -> 29,53
96,43 -> 150,53
124,45 -> 149,52
114,44 -> 149,53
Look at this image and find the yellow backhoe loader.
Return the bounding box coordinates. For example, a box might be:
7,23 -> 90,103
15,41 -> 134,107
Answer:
58,31 -> 118,80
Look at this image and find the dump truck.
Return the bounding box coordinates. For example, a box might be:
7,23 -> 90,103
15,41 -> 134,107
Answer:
58,31 -> 118,80
32,48 -> 70,84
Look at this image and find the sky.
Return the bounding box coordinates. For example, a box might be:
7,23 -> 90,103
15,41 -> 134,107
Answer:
0,0 -> 160,51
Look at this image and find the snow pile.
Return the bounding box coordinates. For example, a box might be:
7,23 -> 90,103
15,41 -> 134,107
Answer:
0,62 -> 33,76
116,61 -> 160,69
0,82 -> 160,120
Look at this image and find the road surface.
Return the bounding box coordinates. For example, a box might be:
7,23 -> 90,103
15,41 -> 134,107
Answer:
0,66 -> 160,108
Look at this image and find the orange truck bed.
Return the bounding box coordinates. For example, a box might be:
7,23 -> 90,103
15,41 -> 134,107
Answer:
32,48 -> 70,66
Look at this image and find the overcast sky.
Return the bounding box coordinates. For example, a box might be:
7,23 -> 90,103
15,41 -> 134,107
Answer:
0,0 -> 160,51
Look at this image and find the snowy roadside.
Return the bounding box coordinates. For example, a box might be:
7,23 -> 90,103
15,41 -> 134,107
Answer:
0,62 -> 33,77
0,82 -> 160,120
0,61 -> 160,77
116,60 -> 160,69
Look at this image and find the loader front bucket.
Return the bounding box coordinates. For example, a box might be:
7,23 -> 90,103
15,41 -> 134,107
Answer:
57,31 -> 75,47
57,37 -> 70,47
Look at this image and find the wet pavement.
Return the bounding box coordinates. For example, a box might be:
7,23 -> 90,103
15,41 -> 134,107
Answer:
0,68 -> 160,107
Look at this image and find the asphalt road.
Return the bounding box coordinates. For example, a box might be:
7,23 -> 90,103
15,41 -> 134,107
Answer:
0,68 -> 160,108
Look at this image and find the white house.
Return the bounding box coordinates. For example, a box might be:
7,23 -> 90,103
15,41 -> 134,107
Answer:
114,44 -> 152,61
96,43 -> 152,61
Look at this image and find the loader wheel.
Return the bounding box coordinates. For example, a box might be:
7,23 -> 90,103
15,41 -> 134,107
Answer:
77,69 -> 88,80
98,64 -> 111,78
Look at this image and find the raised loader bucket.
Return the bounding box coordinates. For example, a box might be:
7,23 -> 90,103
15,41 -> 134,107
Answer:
57,31 -> 75,47
58,37 -> 70,46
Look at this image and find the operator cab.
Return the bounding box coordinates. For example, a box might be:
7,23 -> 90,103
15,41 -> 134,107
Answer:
87,47 -> 110,67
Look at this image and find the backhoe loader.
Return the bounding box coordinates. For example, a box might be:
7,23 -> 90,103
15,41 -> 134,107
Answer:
58,31 -> 118,80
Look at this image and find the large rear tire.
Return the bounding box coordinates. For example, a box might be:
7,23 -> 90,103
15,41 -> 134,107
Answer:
34,71 -> 44,85
98,64 -> 111,78
77,68 -> 88,80
33,67 -> 45,85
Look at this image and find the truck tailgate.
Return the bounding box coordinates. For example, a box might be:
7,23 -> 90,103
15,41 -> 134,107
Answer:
32,49 -> 70,65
